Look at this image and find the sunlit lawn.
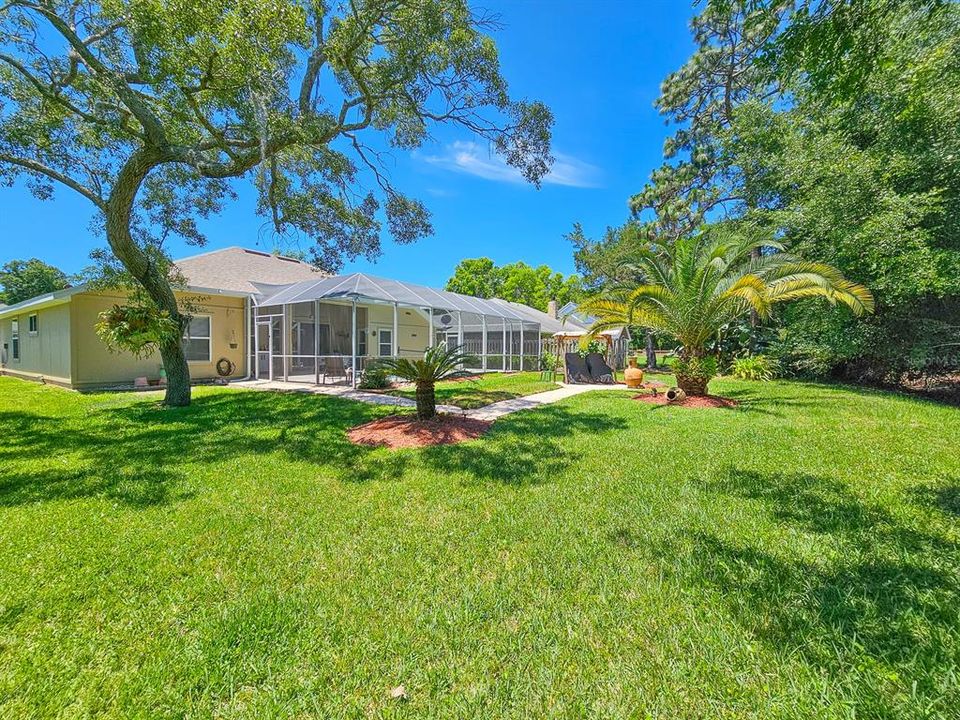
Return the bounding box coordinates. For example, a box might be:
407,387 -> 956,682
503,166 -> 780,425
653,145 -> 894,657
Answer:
1,375 -> 959,718
384,370 -> 559,409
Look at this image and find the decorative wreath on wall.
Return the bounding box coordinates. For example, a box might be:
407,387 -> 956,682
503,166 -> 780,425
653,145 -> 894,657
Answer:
215,357 -> 236,377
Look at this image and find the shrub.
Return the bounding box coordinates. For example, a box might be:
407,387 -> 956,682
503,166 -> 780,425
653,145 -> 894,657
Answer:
539,352 -> 559,371
359,365 -> 392,390
731,353 -> 779,381
376,345 -> 474,420
578,339 -> 607,357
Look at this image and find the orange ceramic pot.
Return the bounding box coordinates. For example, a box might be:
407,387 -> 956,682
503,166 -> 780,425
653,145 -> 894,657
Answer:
624,357 -> 644,388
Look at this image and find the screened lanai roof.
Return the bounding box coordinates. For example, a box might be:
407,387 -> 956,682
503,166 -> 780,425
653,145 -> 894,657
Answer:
254,272 -> 544,323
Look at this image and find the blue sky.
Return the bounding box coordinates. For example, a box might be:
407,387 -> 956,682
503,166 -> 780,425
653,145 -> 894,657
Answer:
0,1 -> 696,287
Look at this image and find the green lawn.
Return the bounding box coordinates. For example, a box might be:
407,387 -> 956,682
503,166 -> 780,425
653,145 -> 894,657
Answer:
1,376 -> 959,719
384,371 -> 559,409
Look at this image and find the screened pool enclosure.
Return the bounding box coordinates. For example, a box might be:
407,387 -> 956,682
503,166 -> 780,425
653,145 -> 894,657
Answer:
249,273 -> 545,386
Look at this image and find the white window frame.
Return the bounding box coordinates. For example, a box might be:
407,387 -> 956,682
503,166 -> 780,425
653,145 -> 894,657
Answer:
378,328 -> 393,357
27,313 -> 38,335
182,314 -> 212,364
10,319 -> 19,362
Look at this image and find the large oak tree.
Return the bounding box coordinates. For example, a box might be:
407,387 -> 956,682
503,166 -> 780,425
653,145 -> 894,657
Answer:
0,0 -> 552,405
0,258 -> 70,304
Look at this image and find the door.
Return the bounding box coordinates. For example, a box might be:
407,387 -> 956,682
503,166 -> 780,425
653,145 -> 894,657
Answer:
256,317 -> 284,380
256,320 -> 271,379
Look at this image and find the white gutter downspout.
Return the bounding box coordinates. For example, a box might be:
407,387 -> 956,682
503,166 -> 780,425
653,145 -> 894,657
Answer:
351,298 -> 358,388
239,295 -> 254,381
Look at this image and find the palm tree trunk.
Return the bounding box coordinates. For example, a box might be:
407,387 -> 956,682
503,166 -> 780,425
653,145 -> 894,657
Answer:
674,349 -> 713,397
675,371 -> 709,397
645,329 -> 656,369
415,380 -> 436,421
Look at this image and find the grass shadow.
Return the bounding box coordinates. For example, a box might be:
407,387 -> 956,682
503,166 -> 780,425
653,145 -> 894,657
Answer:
677,467 -> 960,714
715,387 -> 822,417
421,403 -> 629,486
0,386 -> 620,504
907,479 -> 960,519
0,390 -> 400,507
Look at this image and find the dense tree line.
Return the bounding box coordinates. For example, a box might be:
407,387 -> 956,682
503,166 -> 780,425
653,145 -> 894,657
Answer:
445,257 -> 582,313
575,0 -> 960,389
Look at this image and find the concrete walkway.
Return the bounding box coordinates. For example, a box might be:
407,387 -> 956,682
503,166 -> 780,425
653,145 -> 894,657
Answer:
463,383 -> 631,421
232,377 -> 635,421
230,379 -> 464,415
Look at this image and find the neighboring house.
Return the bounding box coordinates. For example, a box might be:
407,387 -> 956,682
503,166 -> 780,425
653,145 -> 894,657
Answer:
0,247 -> 570,389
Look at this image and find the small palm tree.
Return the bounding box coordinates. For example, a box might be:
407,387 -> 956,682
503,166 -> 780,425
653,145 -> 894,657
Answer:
580,234 -> 874,396
375,344 -> 475,420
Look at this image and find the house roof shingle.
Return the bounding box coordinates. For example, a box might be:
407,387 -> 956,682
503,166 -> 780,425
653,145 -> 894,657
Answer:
175,246 -> 324,294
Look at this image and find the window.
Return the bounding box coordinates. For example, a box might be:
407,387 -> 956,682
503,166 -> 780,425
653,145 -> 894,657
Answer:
11,319 -> 19,361
182,315 -> 211,362
28,314 -> 38,334
378,329 -> 393,357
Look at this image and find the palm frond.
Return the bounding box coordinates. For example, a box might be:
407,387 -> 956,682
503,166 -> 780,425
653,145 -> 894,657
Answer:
719,274 -> 773,319
375,344 -> 475,383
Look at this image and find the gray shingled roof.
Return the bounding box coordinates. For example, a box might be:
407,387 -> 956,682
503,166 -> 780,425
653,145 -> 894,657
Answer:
175,246 -> 324,294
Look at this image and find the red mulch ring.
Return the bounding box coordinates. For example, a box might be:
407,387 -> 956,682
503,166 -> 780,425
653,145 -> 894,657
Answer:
633,393 -> 738,409
347,414 -> 492,449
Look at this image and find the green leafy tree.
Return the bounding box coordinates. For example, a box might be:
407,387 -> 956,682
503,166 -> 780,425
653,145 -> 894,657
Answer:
606,0 -> 959,384
0,258 -> 70,305
375,344 -> 473,420
721,1 -> 960,379
445,257 -> 581,311
0,0 -> 553,406
579,233 -> 873,396
444,258 -> 501,300
630,0 -> 789,242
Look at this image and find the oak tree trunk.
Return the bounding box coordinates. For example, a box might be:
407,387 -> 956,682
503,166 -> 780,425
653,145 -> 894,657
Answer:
415,380 -> 436,421
105,150 -> 192,406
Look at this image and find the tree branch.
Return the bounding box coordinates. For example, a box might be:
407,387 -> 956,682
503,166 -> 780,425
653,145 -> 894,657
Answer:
21,2 -> 168,145
0,153 -> 105,208
298,6 -> 327,114
0,52 -> 112,127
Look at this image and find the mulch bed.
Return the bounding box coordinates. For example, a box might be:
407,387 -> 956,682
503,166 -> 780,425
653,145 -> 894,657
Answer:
347,414 -> 492,449
633,392 -> 738,409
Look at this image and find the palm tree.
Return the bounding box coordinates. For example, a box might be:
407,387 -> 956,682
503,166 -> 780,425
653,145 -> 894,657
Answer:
579,234 -> 874,396
375,344 -> 475,420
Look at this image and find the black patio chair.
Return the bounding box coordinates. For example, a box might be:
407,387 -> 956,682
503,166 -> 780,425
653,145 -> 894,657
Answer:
564,353 -> 592,384
585,353 -> 616,384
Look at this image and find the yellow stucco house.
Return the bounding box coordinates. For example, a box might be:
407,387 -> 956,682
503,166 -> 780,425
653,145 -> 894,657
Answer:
0,247 -> 571,390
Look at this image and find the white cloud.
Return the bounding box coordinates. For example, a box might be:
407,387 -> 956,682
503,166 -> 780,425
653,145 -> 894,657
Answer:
421,141 -> 600,188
